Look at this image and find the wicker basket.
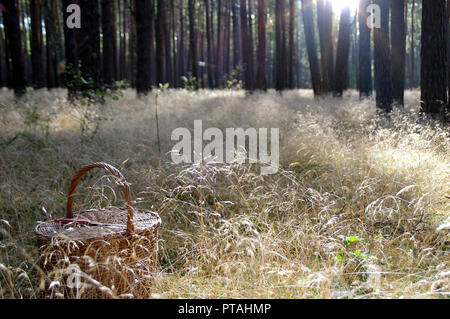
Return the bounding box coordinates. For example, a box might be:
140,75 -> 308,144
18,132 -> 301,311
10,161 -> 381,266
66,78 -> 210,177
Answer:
35,163 -> 161,298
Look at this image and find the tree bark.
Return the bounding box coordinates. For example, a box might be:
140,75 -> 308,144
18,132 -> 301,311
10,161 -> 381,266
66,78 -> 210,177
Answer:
410,0 -> 415,88
317,0 -> 333,93
156,0 -> 167,84
256,0 -> 267,90
275,0 -> 286,91
188,0 -> 198,86
373,0 -> 392,112
333,7 -> 351,97
391,0 -> 406,106
216,0 -> 225,86
101,0 -> 115,86
62,0 -> 80,97
135,0 -> 152,95
301,0 -> 321,96
358,0 -> 372,98
240,0 -> 253,90
232,0 -> 242,70
3,0 -> 27,95
204,0 -> 215,87
178,0 -> 186,80
78,0 -> 102,89
0,13 -> 7,87
420,0 -> 448,118
30,0 -> 46,88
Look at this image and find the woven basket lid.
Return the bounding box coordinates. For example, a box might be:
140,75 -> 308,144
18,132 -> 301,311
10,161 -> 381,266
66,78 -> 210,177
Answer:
35,163 -> 161,242
35,207 -> 161,241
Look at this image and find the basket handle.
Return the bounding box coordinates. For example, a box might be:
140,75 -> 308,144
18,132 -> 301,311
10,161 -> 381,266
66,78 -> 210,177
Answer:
66,163 -> 134,234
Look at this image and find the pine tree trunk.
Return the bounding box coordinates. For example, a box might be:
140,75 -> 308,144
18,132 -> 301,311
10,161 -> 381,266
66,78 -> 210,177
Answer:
301,0 -> 321,96
135,0 -> 152,95
224,1 -> 231,78
188,0 -> 198,85
156,0 -> 167,84
149,0 -> 156,85
391,0 -> 406,106
0,13 -> 7,87
232,0 -> 241,70
3,0 -> 27,95
102,0 -> 115,86
164,1 -> 173,86
240,0 -> 253,90
410,0 -> 415,88
275,0 -> 286,91
129,0 -> 137,87
79,0 -> 102,89
317,0 -> 333,93
373,0 -> 393,112
359,0 -> 372,98
62,0 -> 79,97
170,0 -> 178,87
216,0 -> 225,86
30,0 -> 46,88
247,0 -> 255,88
256,0 -> 267,90
178,0 -> 186,80
288,0 -> 296,89
420,0 -> 448,118
333,7 -> 351,97
204,0 -> 215,88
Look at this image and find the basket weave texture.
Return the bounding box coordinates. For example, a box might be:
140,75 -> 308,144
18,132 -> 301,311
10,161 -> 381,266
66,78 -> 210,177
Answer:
35,163 -> 161,298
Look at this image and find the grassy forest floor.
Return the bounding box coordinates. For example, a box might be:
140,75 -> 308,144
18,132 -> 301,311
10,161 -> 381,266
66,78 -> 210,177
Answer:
0,88 -> 449,299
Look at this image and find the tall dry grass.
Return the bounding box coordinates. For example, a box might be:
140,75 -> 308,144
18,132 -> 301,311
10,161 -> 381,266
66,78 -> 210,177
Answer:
0,88 -> 448,298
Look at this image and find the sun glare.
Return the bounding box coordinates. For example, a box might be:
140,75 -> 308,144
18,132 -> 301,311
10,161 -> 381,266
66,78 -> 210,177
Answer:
331,0 -> 359,13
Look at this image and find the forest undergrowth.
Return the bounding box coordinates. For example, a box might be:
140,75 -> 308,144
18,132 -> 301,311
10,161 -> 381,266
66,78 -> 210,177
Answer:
0,88 -> 448,298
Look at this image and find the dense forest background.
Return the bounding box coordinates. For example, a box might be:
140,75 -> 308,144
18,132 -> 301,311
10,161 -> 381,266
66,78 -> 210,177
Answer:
0,0 -> 448,118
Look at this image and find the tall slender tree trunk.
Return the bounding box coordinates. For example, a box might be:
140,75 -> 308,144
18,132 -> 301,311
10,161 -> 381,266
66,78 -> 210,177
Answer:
373,0 -> 392,112
288,0 -> 296,89
333,7 -> 351,97
247,0 -> 255,88
240,0 -> 253,90
30,0 -> 45,88
275,0 -> 286,91
135,0 -> 152,95
359,0 -> 372,97
188,0 -> 198,86
410,0 -> 415,88
149,0 -> 156,85
62,0 -> 79,97
164,1 -> 173,86
0,13 -> 7,87
232,0 -> 241,70
204,0 -> 215,88
45,0 -> 57,88
170,0 -> 178,87
421,0 -> 448,118
156,0 -> 167,84
78,0 -> 102,89
178,0 -> 186,80
3,0 -> 27,96
216,0 -> 225,86
301,0 -> 321,96
317,0 -> 333,93
51,0 -> 63,87
224,1 -> 231,77
256,0 -> 267,90
129,0 -> 137,87
391,0 -> 406,106
102,0 -> 115,86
